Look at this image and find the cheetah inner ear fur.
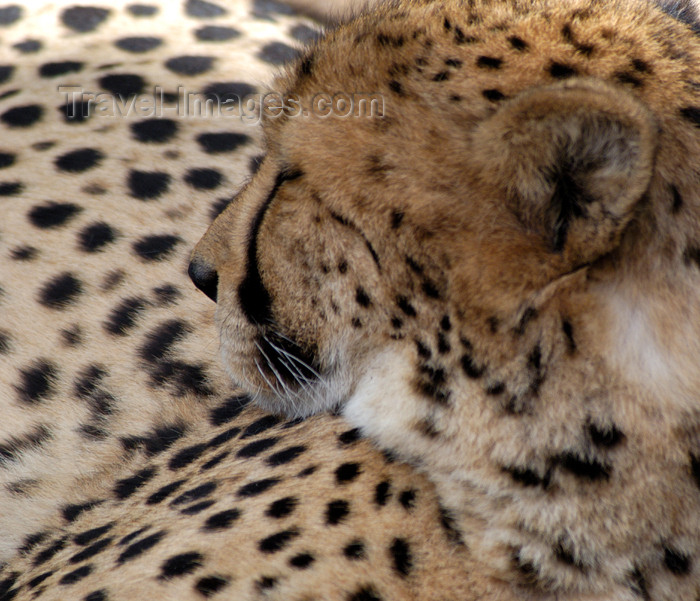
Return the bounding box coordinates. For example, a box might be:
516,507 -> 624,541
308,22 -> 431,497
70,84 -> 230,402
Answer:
472,78 -> 657,267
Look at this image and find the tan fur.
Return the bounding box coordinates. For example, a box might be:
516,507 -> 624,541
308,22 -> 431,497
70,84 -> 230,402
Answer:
192,0 -> 700,599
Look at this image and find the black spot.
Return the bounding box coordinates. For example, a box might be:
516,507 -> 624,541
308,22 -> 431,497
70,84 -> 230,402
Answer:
242,415 -> 281,438
629,567 -> 649,600
326,499 -> 350,525
476,55 -> 502,69
690,454 -> 700,490
348,586 -> 382,601
399,489 -> 416,509
339,429 -> 361,445
588,422 -> 625,448
0,5 -> 21,25
388,80 -> 405,96
680,106 -> 700,127
185,168 -> 222,190
61,6 -> 109,32
460,352 -> 484,379
153,284 -> 180,306
79,222 -> 117,253
28,202 -> 82,229
503,465 -> 548,487
186,0 -> 226,17
266,496 -> 297,519
160,552 -> 204,578
454,27 -> 477,44
616,71 -> 643,87
20,531 -> 50,555
390,210 -> 404,229
10,246 -> 36,261
114,467 -> 157,499
195,25 -> 240,41
146,480 -> 185,505
115,36 -> 162,52
258,529 -> 300,553
266,445 -> 306,466
663,547 -> 691,575
0,151 -> 15,168
168,443 -> 207,470
59,565 -> 93,585
684,247 -> 700,268
557,451 -> 610,481
389,538 -> 413,577
197,132 -> 250,154
74,524 -> 114,547
84,591 -> 107,601
203,82 -> 256,105
139,424 -> 187,456
237,437 -> 280,459
508,35 -> 529,50
201,452 -> 228,471
139,320 -> 189,364
344,540 -> 366,560
238,478 -> 280,498
165,55 -> 214,75
203,509 -> 241,531
432,70 -> 450,81
104,297 -> 148,336
27,571 -> 53,589
98,73 -> 144,97
55,148 -> 103,173
483,88 -> 506,101
133,234 -> 181,261
355,287 -> 371,308
128,169 -> 171,200
290,553 -> 315,569
69,537 -> 113,564
207,427 -> 240,449
549,62 -> 577,78
257,576 -> 277,590
671,185 -> 684,213
131,119 -> 178,143
209,395 -> 251,426
257,42 -> 299,66
33,537 -> 68,566
14,39 -> 41,53
195,576 -> 229,597
396,296 -> 417,317
15,361 -> 57,404
0,181 -> 21,195
375,481 -> 391,506
336,462 -> 362,483
59,99 -> 92,123
171,482 -> 217,506
291,24 -> 320,43
0,426 -> 52,465
62,500 -> 103,523
39,61 -> 83,78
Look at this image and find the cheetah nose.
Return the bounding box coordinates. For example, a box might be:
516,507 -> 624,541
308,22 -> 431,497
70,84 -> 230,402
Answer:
188,258 -> 218,302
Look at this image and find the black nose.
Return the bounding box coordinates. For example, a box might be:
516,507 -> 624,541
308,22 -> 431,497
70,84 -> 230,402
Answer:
188,258 -> 218,302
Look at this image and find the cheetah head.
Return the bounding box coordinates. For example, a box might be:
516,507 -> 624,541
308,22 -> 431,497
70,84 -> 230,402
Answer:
191,0 -> 700,597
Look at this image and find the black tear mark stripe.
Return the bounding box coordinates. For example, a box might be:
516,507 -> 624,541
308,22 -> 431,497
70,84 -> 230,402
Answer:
238,167 -> 304,325
330,211 -> 381,269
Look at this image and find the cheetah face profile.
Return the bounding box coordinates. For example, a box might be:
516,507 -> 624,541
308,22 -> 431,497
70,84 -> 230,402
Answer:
192,0 -> 700,597
190,75 -> 656,419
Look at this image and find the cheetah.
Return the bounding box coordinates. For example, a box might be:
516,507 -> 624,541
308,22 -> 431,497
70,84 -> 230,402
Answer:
0,0 -> 699,600
190,0 -> 700,599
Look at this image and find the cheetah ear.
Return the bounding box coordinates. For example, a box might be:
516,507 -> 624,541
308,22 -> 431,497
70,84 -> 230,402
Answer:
472,78 -> 656,265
